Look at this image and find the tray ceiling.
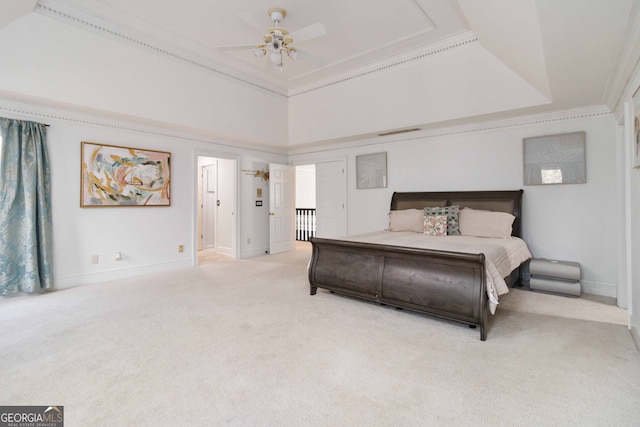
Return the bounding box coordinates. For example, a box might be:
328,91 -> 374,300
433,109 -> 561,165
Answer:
0,0 -> 635,147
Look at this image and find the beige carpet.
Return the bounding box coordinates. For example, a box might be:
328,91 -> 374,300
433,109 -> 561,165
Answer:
1,245 -> 639,426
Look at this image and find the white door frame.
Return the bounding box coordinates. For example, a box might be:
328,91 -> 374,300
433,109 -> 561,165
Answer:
290,155 -> 348,238
193,150 -> 240,264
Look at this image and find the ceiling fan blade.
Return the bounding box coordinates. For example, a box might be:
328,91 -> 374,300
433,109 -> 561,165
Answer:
293,48 -> 326,67
237,12 -> 266,33
219,44 -> 262,51
287,23 -> 326,44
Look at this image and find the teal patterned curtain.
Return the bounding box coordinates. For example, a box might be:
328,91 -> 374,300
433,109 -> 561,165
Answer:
0,118 -> 54,295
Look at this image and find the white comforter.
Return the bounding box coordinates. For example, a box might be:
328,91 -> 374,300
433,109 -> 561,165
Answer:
338,231 -> 532,314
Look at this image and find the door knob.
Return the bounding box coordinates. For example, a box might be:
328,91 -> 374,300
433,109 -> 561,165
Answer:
270,212 -> 275,216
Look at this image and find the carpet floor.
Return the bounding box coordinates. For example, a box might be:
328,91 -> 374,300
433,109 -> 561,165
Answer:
1,245 -> 639,426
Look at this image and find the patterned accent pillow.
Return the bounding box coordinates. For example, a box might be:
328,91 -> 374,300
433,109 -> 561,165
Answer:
424,205 -> 460,235
424,215 -> 448,236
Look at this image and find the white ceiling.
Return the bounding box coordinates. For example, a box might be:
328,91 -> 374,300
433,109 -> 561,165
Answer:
1,0 -> 637,145
44,0 -> 472,91
37,0 -> 635,106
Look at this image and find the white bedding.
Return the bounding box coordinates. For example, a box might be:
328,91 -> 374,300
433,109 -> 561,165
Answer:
337,231 -> 532,314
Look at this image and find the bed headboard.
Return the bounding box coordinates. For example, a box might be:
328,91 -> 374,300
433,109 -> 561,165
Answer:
390,190 -> 524,238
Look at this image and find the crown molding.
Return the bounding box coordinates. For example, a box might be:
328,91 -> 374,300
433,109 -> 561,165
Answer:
0,94 -> 289,156
32,0 -> 476,102
288,31 -> 478,97
34,0 -> 289,98
602,1 -> 640,118
287,105 -> 612,156
0,94 -> 612,158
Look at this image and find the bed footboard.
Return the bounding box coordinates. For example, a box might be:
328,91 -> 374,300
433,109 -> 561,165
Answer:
308,237 -> 489,340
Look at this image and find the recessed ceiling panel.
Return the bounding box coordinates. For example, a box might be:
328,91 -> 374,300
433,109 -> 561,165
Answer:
56,0 -> 454,82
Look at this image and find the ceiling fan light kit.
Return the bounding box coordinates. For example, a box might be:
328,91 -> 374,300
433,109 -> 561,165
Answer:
220,7 -> 326,71
269,50 -> 282,66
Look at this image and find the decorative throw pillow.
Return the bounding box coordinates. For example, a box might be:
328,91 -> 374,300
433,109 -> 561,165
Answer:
458,207 -> 515,238
388,209 -> 424,233
423,215 -> 448,236
424,205 -> 460,235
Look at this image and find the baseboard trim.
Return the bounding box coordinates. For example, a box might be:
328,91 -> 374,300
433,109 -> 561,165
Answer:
241,248 -> 269,259
55,259 -> 192,289
581,280 -> 617,299
215,247 -> 233,257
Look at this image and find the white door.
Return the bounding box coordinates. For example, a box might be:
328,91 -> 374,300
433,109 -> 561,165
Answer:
216,159 -> 236,257
197,166 -> 204,251
269,163 -> 295,254
316,160 -> 347,238
202,164 -> 217,250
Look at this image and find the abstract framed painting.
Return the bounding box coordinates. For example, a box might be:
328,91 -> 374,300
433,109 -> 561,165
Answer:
81,142 -> 171,207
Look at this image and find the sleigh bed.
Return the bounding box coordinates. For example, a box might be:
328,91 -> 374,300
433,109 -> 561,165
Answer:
308,190 -> 531,340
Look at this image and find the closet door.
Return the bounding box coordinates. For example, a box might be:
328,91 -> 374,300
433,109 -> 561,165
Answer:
202,163 -> 217,250
316,160 -> 347,238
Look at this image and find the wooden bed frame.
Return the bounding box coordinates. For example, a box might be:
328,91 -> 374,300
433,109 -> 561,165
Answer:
308,190 -> 524,341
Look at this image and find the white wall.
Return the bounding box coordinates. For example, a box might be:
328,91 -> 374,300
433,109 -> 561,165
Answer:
0,13 -> 288,147
0,6 -> 632,310
291,111 -> 619,298
48,119 -> 192,286
0,95 -> 626,304
289,41 -> 549,146
622,68 -> 640,345
0,101 -> 287,287
239,160 -> 271,258
630,133 -> 640,344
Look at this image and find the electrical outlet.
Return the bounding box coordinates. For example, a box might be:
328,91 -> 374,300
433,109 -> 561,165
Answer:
91,255 -> 99,264
178,245 -> 184,253
115,251 -> 122,261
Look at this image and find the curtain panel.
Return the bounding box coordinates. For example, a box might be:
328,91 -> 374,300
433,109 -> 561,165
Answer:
0,118 -> 54,295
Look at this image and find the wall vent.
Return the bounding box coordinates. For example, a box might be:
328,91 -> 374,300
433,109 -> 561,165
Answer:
378,128 -> 421,137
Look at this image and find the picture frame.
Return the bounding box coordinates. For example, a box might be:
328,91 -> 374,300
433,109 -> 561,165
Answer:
356,152 -> 387,189
81,141 -> 171,207
633,85 -> 640,168
522,132 -> 586,185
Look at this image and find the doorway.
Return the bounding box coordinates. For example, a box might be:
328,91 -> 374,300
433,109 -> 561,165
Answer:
294,159 -> 347,241
295,164 -> 316,245
196,155 -> 237,265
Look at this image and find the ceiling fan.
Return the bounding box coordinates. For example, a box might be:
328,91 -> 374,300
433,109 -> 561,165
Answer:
219,7 -> 327,71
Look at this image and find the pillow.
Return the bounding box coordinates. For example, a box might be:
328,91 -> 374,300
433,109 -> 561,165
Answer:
458,207 -> 515,238
423,215 -> 448,236
388,209 -> 424,233
424,205 -> 460,235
